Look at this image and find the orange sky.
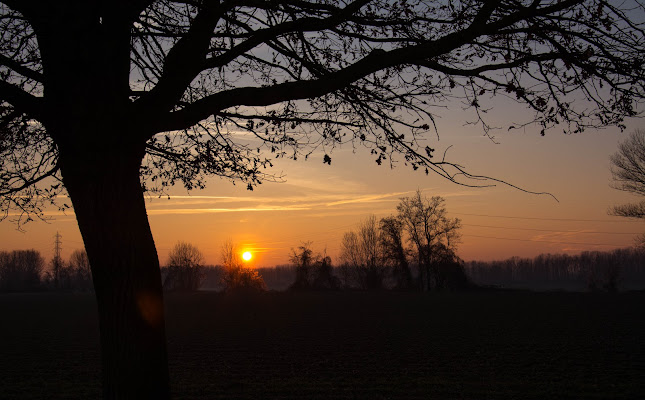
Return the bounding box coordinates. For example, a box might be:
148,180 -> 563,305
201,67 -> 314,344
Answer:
1,108 -> 643,268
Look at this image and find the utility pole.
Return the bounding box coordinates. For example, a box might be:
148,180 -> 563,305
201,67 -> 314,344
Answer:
53,231 -> 62,288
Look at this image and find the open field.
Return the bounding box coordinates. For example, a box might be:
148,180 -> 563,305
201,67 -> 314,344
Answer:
0,291 -> 643,399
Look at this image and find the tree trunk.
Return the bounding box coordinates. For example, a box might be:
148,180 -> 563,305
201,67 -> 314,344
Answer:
61,153 -> 170,399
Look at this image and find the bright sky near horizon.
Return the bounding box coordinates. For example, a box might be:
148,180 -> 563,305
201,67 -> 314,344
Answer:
1,103 -> 643,268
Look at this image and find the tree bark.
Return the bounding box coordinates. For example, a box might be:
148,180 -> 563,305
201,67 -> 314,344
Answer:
60,150 -> 170,399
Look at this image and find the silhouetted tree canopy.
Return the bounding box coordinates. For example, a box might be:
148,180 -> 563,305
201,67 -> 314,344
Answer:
340,216 -> 388,289
1,1 -> 644,397
610,128 -> 645,245
396,191 -> 463,290
380,216 -> 413,289
163,241 -> 204,291
610,128 -> 645,217
2,0 -> 645,223
289,242 -> 316,290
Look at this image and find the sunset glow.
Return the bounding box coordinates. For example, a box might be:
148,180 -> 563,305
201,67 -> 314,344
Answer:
242,251 -> 252,261
0,122 -> 642,267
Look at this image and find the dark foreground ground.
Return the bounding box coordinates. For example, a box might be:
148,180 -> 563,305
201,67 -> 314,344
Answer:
0,291 -> 643,399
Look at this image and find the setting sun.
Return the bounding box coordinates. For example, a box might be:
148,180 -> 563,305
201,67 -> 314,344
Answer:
242,251 -> 252,261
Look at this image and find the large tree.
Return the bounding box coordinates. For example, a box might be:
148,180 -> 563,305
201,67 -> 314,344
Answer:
610,128 -> 645,245
0,0 -> 643,397
396,191 -> 462,290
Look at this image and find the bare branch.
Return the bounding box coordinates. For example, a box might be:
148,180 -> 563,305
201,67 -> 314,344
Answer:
0,80 -> 44,120
0,53 -> 43,82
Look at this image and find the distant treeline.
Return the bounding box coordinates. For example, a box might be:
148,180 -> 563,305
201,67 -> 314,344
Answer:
464,247 -> 645,291
182,247 -> 645,293
0,249 -> 92,292
4,247 -> 645,293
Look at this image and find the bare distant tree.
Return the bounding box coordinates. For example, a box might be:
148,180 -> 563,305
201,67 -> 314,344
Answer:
69,249 -> 90,272
163,242 -> 204,291
68,249 -> 92,291
340,215 -> 387,290
220,238 -> 240,270
220,239 -> 265,292
610,129 -> 645,246
289,242 -> 315,290
380,216 -> 412,290
397,191 -> 462,290
1,1 -> 644,396
49,253 -> 64,289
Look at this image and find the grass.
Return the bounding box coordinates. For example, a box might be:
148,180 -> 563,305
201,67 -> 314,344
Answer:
0,291 -> 643,399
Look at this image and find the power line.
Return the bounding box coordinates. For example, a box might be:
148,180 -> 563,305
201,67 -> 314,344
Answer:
464,223 -> 642,235
454,212 -> 643,223
464,234 -> 629,247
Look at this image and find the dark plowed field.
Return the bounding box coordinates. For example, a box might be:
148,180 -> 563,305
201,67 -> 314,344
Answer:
0,291 -> 643,399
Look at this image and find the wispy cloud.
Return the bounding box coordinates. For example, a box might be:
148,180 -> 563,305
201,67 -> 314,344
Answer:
149,195 -> 236,200
144,187 -> 423,216
325,190 -> 413,206
147,206 -> 311,215
15,185 -> 485,221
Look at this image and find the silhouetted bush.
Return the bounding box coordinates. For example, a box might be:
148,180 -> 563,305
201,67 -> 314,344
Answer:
312,256 -> 341,290
436,260 -> 472,291
222,265 -> 266,293
289,243 -> 340,291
